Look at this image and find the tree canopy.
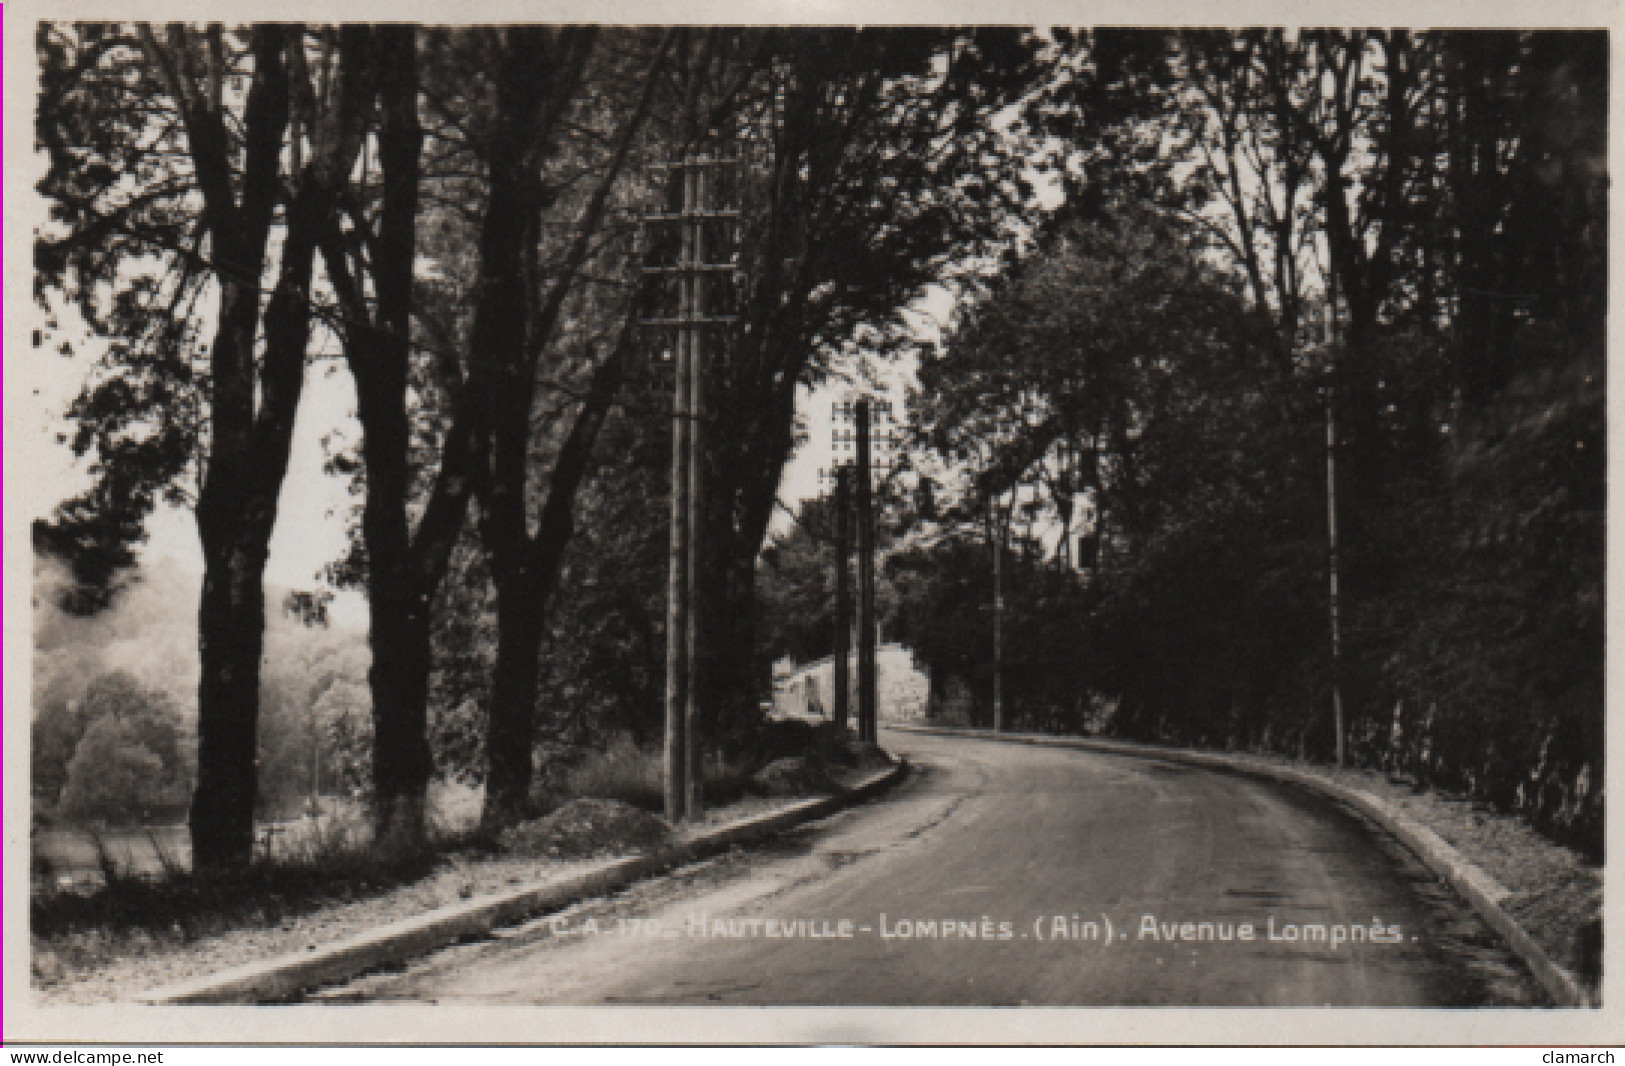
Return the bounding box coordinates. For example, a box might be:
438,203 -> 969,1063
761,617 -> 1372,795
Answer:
903,28 -> 1604,857
32,25 -> 1604,864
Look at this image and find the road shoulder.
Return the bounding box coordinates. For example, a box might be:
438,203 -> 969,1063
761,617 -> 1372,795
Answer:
889,723 -> 1598,1008
117,758 -> 907,1005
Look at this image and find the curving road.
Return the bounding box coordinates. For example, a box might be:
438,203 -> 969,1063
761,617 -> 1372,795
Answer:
320,728 -> 1540,1007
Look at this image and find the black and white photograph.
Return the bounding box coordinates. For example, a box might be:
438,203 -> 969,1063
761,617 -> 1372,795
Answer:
5,1 -> 1617,1046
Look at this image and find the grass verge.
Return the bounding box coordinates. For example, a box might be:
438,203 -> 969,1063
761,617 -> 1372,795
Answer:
33,721 -> 867,991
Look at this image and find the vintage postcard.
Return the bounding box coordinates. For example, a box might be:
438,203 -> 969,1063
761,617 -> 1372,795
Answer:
5,0 -> 1620,1046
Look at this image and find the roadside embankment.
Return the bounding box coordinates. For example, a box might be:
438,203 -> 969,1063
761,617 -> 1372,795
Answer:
890,722 -> 1599,1008
32,756 -> 906,1005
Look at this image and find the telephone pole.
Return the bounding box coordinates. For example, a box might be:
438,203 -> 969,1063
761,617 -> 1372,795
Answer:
1323,301 -> 1346,769
855,399 -> 877,744
833,465 -> 852,733
659,155 -> 695,823
684,160 -> 709,818
646,148 -> 738,821
992,499 -> 1005,734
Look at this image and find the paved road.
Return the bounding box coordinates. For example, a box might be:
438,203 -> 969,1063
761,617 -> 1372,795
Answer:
321,729 -> 1539,1007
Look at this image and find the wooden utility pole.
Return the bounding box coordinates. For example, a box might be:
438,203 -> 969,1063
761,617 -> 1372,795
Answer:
685,161 -> 709,818
856,399 -> 877,744
1323,301 -> 1346,769
833,465 -> 852,733
660,155 -> 696,823
992,499 -> 1005,733
648,149 -> 738,821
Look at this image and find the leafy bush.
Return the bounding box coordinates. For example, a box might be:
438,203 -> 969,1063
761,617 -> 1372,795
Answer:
32,692 -> 87,811
31,813 -> 437,950
732,719 -> 859,771
904,184 -> 1603,859
530,732 -> 779,816
53,671 -> 192,822
548,733 -> 667,813
59,717 -> 169,822
499,798 -> 672,858
1352,354 -> 1604,856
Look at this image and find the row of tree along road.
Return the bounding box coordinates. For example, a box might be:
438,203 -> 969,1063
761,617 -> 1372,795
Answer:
34,25 -> 1048,869
762,30 -> 1604,860
34,28 -> 1603,873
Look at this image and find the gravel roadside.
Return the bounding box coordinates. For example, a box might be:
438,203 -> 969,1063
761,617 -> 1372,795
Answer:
31,790 -> 831,1006
34,746 -> 1597,1005
1275,758 -> 1602,989
892,724 -> 1602,996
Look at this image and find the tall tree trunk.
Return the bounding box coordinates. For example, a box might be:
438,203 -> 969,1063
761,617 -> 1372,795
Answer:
191,187 -> 320,865
363,25 -> 434,852
482,571 -> 547,826
475,34 -> 667,831
189,260 -> 270,869
181,27 -> 295,870
307,25 -> 441,851
704,438 -> 785,752
479,332 -> 634,830
367,580 -> 436,849
190,531 -> 270,867
711,543 -> 761,742
353,334 -> 437,851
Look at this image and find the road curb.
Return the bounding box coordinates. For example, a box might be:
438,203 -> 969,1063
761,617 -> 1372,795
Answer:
889,723 -> 1594,1008
138,756 -> 909,1005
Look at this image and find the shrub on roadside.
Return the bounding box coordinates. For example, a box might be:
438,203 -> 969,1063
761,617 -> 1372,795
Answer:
545,733 -> 667,813
727,718 -> 854,771
528,732 -> 781,817
32,810 -> 438,955
498,798 -> 671,858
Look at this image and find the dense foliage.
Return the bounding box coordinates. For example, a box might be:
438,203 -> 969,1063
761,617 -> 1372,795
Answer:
32,556 -> 373,824
33,26 -> 1603,866
907,30 -> 1605,858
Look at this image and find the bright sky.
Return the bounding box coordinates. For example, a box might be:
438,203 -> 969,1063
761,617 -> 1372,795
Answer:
21,314 -> 372,626
19,86 -> 1062,623
25,295 -> 921,623
769,300 -> 945,539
